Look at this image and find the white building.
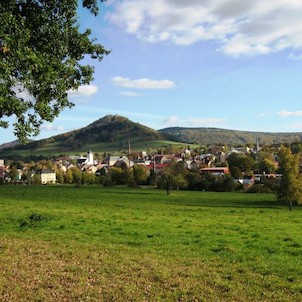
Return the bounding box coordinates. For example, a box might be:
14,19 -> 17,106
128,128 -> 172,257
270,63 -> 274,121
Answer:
84,150 -> 94,165
39,169 -> 56,184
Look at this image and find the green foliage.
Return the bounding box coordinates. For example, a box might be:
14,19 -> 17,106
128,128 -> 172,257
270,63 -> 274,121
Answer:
186,172 -> 203,190
109,166 -> 133,185
64,169 -> 73,184
32,174 -> 41,184
56,170 -> 64,184
9,165 -> 19,181
132,164 -> 148,185
277,146 -> 302,208
257,158 -> 277,174
19,212 -> 50,228
71,167 -> 82,184
81,171 -> 95,184
156,162 -> 189,193
247,183 -> 273,194
230,165 -> 242,178
0,0 -> 109,141
227,153 -> 255,174
250,177 -> 279,194
186,172 -> 236,192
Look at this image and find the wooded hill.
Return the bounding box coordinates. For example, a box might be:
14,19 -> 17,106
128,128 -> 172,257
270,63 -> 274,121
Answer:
159,127 -> 302,146
0,115 -> 175,156
1,115 -> 302,157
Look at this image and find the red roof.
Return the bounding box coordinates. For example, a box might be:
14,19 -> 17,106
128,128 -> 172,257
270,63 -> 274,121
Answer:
200,167 -> 229,173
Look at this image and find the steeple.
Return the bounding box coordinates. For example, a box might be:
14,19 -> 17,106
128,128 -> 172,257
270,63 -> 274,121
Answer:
256,138 -> 260,152
85,148 -> 94,165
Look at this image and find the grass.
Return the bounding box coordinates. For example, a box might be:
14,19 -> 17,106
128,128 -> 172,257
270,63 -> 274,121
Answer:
0,185 -> 302,301
1,139 -> 196,157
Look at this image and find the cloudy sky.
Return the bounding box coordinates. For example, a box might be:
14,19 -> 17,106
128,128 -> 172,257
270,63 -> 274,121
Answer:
2,0 -> 302,144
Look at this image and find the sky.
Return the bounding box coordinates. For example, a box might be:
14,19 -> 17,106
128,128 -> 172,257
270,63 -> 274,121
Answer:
2,0 -> 302,144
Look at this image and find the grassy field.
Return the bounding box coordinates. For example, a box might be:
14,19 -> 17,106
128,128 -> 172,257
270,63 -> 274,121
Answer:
0,139 -> 196,157
0,185 -> 301,301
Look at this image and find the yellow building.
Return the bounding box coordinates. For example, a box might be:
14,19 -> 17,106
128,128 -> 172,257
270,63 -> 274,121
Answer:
39,169 -> 56,184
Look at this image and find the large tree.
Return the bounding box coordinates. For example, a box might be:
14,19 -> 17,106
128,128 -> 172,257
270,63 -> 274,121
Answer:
0,0 -> 109,141
277,145 -> 302,210
227,152 -> 255,175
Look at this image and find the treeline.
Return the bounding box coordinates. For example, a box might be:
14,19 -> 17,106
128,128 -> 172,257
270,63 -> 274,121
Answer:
18,160 -> 278,194
159,127 -> 302,145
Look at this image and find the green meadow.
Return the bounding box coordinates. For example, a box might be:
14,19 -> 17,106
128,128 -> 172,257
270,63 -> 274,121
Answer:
1,139 -> 194,157
0,186 -> 301,301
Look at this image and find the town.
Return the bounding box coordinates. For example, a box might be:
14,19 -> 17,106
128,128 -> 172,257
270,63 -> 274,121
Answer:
0,140 -> 285,194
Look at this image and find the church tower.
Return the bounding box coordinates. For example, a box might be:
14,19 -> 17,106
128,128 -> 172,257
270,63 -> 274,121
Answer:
85,149 -> 94,165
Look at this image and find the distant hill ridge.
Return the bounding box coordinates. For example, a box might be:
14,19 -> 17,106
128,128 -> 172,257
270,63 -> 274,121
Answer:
1,115 -> 302,156
159,127 -> 302,145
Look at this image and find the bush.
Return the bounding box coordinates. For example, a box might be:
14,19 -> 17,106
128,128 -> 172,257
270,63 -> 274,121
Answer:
247,184 -> 272,193
251,177 -> 280,193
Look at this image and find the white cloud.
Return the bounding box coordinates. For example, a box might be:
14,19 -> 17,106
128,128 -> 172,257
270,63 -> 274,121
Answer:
107,0 -> 302,56
111,76 -> 175,89
41,124 -> 65,132
118,91 -> 142,97
68,85 -> 98,97
288,53 -> 302,61
163,116 -> 226,127
12,83 -> 32,100
163,116 -> 180,126
277,110 -> 302,117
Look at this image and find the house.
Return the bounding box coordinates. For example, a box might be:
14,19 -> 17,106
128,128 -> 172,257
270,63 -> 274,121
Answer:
115,156 -> 131,168
82,164 -> 97,174
103,156 -> 131,167
103,156 -> 120,167
153,154 -> 179,165
200,167 -> 229,176
183,159 -> 200,171
197,154 -> 216,166
38,169 -> 56,184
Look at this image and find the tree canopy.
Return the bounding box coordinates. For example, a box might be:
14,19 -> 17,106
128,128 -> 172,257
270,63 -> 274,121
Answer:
226,152 -> 255,174
277,145 -> 302,209
0,0 -> 109,141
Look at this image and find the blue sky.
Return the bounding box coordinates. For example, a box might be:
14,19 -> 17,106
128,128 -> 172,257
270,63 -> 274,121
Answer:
2,0 -> 302,144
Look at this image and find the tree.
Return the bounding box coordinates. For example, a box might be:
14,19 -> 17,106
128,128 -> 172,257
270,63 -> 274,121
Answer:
277,146 -> 302,210
64,169 -> 73,184
9,165 -> 19,181
56,170 -> 64,184
227,153 -> 255,175
82,171 -> 95,184
71,167 -> 82,184
257,158 -> 277,174
132,164 -> 148,185
186,172 -> 203,190
229,165 -> 242,179
0,0 -> 109,141
172,174 -> 188,190
110,167 -> 132,185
